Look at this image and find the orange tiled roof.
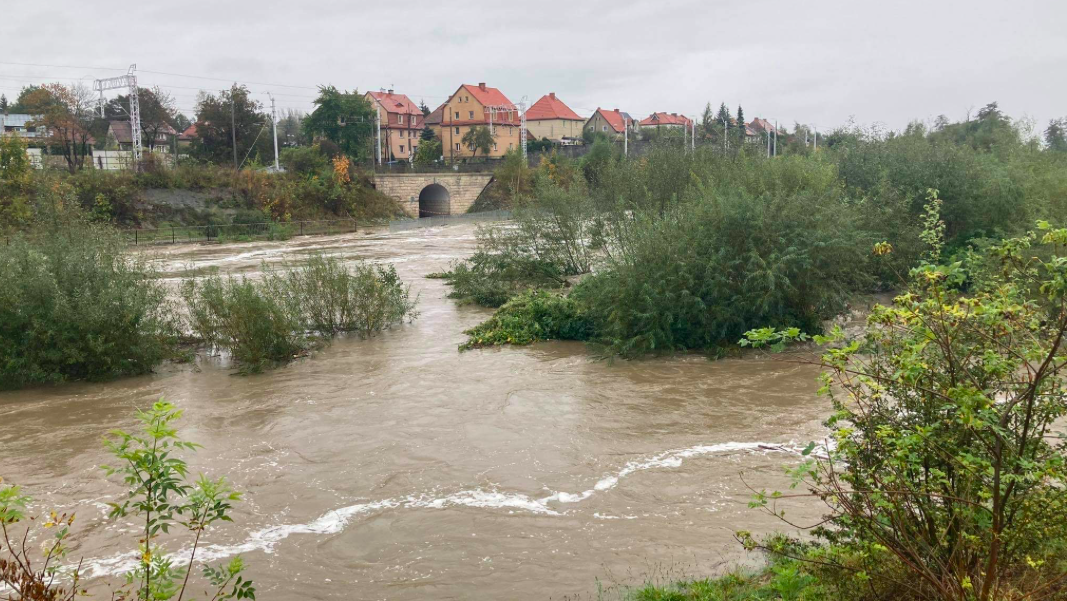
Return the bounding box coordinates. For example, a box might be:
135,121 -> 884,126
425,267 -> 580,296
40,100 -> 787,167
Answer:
452,83 -> 520,125
525,92 -> 582,121
639,112 -> 693,127
590,107 -> 631,133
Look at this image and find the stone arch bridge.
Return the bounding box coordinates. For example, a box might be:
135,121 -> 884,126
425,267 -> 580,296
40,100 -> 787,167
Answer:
373,173 -> 494,217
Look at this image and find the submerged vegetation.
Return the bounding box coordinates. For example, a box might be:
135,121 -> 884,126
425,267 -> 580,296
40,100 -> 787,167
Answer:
443,104 -> 1067,356
181,255 -> 417,373
0,217 -> 179,390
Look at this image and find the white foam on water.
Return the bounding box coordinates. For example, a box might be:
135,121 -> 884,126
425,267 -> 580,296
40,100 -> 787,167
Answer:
80,440 -> 798,579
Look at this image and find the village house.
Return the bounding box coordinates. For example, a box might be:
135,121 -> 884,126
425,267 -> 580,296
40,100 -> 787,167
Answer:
745,117 -> 777,145
585,108 -> 637,138
106,120 -> 176,153
365,89 -> 424,162
0,114 -> 45,139
429,83 -> 520,162
524,92 -> 584,144
638,112 -> 693,130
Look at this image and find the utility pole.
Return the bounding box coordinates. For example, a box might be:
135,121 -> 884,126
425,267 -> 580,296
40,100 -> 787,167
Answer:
766,123 -> 771,158
691,116 -> 695,152
814,127 -> 818,151
774,120 -> 778,157
375,106 -> 382,166
624,117 -> 628,156
269,93 -> 279,171
722,115 -> 728,153
230,84 -> 237,172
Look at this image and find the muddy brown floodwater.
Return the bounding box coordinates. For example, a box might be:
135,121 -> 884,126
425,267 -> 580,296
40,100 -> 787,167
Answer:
0,222 -> 830,600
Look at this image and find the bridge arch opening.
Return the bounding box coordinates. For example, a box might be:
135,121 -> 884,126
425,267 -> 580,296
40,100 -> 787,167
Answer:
418,183 -> 450,217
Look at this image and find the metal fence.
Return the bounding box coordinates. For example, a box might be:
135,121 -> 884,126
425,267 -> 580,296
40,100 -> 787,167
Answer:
123,218 -> 371,246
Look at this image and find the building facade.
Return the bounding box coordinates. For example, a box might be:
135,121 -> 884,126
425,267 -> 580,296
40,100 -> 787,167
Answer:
429,83 -> 520,161
585,108 -> 636,138
525,92 -> 584,144
365,90 -> 424,162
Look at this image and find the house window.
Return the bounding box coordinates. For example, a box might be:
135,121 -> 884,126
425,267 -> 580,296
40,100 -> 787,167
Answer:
455,111 -> 460,119
400,145 -> 405,153
455,142 -> 461,150
455,127 -> 460,134
468,143 -> 475,151
397,115 -> 404,124
602,125 -> 607,132
468,111 -> 474,119
492,143 -> 498,151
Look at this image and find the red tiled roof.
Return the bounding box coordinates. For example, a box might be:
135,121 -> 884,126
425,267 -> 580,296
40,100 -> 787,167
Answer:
367,91 -> 423,129
748,118 -> 777,134
179,123 -> 199,141
525,92 -> 582,121
590,107 -> 630,133
454,83 -> 519,125
639,112 -> 693,127
366,91 -> 423,117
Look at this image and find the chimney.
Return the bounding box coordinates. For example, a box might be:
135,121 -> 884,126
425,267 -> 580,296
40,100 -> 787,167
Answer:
549,92 -> 555,99
388,89 -> 394,95
613,108 -> 619,113
478,82 -> 487,91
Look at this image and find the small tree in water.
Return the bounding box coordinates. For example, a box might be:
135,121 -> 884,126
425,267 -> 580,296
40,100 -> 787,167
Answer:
742,200 -> 1067,600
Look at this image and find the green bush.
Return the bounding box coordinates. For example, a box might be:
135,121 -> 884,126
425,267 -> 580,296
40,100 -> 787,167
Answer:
741,218 -> 1067,600
0,221 -> 179,388
460,290 -> 592,350
180,254 -> 417,372
181,273 -> 306,373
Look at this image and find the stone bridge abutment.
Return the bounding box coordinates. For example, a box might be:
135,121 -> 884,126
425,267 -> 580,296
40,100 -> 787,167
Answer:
373,173 -> 494,217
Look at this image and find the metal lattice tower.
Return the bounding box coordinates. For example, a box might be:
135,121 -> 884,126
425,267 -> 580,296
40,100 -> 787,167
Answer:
519,97 -> 527,162
93,64 -> 142,166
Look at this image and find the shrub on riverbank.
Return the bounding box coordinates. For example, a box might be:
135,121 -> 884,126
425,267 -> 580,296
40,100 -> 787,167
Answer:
1,160 -> 402,231
0,216 -> 179,389
732,217 -> 1067,600
181,255 -> 417,372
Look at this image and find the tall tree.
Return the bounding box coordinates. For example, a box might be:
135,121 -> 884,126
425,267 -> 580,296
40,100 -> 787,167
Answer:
419,100 -> 430,117
303,86 -> 375,162
1045,118 -> 1067,152
0,94 -> 7,114
700,102 -> 714,139
191,85 -> 271,166
23,83 -> 95,173
278,109 -> 307,147
736,105 -> 746,145
461,125 -> 495,160
172,112 -> 192,134
105,86 -> 177,150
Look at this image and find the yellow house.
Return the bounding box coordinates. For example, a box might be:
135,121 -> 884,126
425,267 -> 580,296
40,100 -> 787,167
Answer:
525,92 -> 585,143
364,89 -> 423,162
428,83 -> 520,161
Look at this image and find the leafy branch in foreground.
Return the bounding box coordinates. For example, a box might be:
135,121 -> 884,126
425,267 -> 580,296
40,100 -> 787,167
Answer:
739,219 -> 1067,600
102,399 -> 254,601
2,400 -> 252,601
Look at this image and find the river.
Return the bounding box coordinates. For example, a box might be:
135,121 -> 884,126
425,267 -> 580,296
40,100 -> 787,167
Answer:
0,223 -> 830,600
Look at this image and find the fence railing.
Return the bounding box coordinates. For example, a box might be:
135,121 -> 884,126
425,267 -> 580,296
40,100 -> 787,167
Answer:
122,218 -> 371,246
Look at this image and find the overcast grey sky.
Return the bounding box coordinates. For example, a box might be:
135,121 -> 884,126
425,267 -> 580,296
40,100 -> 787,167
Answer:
7,0 -> 1065,133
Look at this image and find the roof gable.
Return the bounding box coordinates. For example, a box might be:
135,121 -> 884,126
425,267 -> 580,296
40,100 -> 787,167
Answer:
525,93 -> 582,121
366,90 -> 423,117
589,107 -> 630,133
